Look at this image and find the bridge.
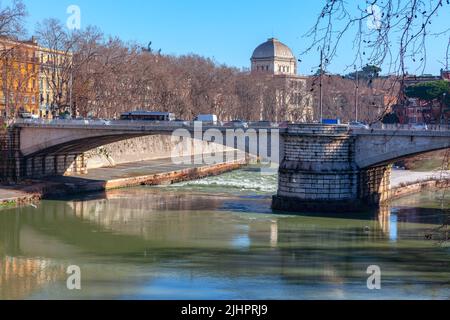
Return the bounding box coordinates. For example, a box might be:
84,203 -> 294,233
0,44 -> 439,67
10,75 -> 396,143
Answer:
4,120 -> 450,212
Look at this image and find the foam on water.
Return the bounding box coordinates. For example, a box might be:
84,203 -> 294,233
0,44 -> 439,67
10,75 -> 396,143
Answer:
160,167 -> 278,195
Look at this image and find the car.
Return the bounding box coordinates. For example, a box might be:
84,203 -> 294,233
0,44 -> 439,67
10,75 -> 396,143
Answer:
411,123 -> 428,130
278,121 -> 291,128
19,112 -> 33,119
349,121 -> 370,130
58,114 -> 72,120
194,114 -> 219,125
224,120 -> 249,129
250,121 -> 273,128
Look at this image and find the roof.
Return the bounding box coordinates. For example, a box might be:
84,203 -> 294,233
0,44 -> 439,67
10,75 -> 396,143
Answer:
251,38 -> 295,60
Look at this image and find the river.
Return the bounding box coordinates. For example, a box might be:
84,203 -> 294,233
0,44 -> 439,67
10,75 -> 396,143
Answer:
0,167 -> 449,300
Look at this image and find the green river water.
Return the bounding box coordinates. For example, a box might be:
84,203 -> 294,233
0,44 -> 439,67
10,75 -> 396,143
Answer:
0,168 -> 449,300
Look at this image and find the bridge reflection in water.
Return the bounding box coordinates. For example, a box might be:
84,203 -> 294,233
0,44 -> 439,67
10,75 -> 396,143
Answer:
0,188 -> 449,299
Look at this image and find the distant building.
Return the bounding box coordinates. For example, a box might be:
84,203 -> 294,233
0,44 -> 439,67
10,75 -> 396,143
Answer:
0,37 -> 40,118
38,46 -> 72,118
441,69 -> 450,81
398,70 -> 450,124
0,36 -> 72,119
251,38 -> 297,75
403,74 -> 442,86
250,38 -> 314,122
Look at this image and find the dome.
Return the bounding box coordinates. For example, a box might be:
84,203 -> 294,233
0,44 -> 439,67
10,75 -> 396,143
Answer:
251,38 -> 295,60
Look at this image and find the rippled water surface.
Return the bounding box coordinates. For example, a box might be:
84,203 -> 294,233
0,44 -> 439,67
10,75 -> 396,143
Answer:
0,168 -> 449,300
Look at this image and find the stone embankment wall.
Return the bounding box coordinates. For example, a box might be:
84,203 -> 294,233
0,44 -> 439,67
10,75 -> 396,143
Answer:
390,179 -> 449,200
84,135 -> 237,169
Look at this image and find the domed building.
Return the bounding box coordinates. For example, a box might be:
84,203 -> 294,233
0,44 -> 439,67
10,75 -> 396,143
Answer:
250,38 -> 314,122
251,38 -> 297,75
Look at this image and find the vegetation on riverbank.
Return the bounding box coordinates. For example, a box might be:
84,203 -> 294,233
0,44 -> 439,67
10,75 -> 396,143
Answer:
0,200 -> 17,209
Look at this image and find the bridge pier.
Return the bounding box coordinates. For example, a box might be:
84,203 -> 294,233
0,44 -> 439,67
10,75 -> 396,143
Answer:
272,125 -> 391,213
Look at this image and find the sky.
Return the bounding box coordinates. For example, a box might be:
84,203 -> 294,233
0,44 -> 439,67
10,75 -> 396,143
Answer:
9,0 -> 450,75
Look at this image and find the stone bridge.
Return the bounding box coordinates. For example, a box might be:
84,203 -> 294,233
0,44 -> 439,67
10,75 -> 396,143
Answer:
4,120 -> 450,212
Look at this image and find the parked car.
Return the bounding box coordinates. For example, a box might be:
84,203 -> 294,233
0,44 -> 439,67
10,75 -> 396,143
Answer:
224,120 -> 249,129
349,121 -> 370,130
411,123 -> 428,130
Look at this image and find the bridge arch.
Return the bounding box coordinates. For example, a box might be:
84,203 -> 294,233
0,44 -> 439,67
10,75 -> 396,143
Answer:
355,132 -> 450,168
15,124 -> 278,178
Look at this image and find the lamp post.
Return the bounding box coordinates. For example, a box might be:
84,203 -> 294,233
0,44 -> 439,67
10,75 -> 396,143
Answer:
319,49 -> 323,123
442,92 -> 447,125
354,65 -> 359,122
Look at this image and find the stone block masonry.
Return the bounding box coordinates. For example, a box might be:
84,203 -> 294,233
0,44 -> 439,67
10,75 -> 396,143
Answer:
273,124 -> 392,213
0,128 -> 22,182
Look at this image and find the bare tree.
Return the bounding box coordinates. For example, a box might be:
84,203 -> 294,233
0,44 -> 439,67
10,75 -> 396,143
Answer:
0,0 -> 26,38
303,0 -> 450,121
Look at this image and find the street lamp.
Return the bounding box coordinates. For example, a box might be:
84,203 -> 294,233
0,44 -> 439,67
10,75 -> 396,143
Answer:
442,92 -> 447,125
354,65 -> 359,122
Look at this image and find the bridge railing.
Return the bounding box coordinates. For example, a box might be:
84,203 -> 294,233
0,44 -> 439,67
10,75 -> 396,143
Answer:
13,119 -> 450,132
13,119 -> 283,129
377,123 -> 450,131
14,118 -> 192,128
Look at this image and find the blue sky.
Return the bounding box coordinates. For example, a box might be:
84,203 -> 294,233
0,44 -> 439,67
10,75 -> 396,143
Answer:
13,0 -> 450,75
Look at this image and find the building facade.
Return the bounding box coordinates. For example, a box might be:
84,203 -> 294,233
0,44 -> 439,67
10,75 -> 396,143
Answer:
398,70 -> 450,124
0,37 -> 40,118
250,38 -> 313,122
0,37 -> 71,120
38,46 -> 72,118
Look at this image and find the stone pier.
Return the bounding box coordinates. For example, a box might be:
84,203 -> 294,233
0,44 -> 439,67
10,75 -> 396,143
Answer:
272,125 -> 392,213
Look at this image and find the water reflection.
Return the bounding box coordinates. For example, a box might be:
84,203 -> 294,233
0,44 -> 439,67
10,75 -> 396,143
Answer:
0,187 -> 449,300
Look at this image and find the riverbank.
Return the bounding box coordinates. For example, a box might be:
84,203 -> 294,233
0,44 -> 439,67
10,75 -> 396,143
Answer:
1,164 -> 449,210
390,169 -> 449,199
0,153 -> 248,208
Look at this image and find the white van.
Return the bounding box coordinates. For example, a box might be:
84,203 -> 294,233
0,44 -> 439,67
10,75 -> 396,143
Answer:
194,114 -> 218,125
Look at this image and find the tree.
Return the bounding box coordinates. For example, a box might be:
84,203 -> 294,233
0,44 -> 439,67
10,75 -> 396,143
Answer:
405,80 -> 450,122
0,0 -> 27,38
0,0 -> 28,121
303,0 -> 450,121
405,80 -> 450,101
346,65 -> 382,80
